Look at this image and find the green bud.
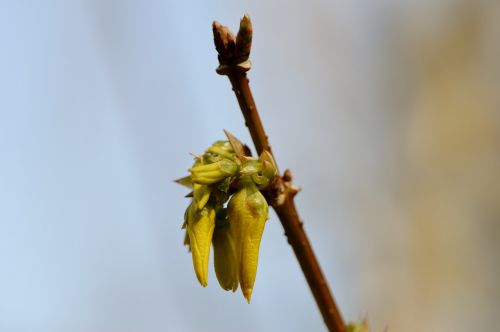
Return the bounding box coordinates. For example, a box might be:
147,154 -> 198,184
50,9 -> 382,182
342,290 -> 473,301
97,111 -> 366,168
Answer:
346,321 -> 370,332
205,140 -> 235,160
239,158 -> 261,176
185,202 -> 216,287
189,159 -> 239,185
212,212 -> 238,292
259,151 -> 277,179
228,180 -> 269,303
238,154 -> 276,189
251,151 -> 277,189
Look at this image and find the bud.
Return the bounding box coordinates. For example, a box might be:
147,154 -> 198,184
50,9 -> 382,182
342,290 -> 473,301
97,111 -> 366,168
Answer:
205,140 -> 235,161
212,211 -> 238,292
212,21 -> 235,56
189,159 -> 238,185
239,158 -> 261,176
238,153 -> 276,190
185,202 -> 216,287
236,15 -> 253,60
228,179 -> 269,302
346,320 -> 370,332
259,151 -> 277,179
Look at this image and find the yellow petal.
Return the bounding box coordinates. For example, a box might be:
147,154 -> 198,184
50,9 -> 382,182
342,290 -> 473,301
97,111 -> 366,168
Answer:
228,182 -> 268,302
186,202 -> 216,287
212,222 -> 238,292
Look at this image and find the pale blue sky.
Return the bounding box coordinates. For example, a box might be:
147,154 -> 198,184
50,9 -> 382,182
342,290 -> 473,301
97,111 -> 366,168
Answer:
1,1 -> 499,331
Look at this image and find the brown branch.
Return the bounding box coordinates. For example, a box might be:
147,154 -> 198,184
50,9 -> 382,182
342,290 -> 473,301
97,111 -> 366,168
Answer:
212,16 -> 347,332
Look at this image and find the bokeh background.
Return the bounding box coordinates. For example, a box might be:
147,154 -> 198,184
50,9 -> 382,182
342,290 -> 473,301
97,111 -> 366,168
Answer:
1,1 -> 499,331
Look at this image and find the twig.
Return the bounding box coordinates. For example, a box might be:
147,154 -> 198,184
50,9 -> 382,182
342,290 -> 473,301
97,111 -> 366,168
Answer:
212,16 -> 347,332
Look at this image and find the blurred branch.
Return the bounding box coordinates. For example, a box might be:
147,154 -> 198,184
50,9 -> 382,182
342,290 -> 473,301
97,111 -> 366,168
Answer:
212,15 -> 346,332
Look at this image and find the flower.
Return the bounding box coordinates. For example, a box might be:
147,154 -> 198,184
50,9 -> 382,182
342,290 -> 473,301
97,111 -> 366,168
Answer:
177,132 -> 276,302
228,178 -> 268,303
185,202 -> 216,287
212,210 -> 238,292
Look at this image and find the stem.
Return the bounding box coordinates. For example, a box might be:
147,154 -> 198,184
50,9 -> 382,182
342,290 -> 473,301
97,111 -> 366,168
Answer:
213,17 -> 346,332
227,74 -> 271,158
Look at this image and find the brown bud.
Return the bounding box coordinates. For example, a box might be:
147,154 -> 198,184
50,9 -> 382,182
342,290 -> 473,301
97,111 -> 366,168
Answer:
213,21 -> 236,62
236,15 -> 252,60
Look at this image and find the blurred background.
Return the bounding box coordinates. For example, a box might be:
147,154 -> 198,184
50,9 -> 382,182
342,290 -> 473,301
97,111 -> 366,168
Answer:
1,1 -> 499,331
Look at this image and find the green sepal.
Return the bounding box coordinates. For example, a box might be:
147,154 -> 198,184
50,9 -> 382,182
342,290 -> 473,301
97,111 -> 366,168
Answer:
189,159 -> 239,185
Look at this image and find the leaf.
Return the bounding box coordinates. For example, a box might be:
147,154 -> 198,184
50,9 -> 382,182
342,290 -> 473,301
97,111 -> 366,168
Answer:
175,175 -> 193,189
224,130 -> 246,160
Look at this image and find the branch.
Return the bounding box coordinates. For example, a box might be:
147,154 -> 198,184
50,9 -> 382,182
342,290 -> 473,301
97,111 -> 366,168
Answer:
212,16 -> 347,332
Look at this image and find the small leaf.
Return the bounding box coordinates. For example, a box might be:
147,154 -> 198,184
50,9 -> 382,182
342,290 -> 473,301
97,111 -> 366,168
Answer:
175,175 -> 193,189
224,130 -> 246,160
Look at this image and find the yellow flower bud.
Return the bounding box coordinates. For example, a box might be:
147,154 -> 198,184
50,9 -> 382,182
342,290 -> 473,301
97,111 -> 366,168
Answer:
212,215 -> 238,292
189,159 -> 238,185
228,180 -> 269,302
185,202 -> 216,287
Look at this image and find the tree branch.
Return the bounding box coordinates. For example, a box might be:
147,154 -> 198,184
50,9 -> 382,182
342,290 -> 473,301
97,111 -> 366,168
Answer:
212,16 -> 347,332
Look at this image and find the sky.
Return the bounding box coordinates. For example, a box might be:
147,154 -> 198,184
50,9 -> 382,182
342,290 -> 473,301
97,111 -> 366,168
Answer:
1,1 -> 499,331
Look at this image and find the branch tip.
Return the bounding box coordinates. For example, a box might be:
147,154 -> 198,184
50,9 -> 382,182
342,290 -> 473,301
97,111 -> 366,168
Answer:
212,16 -> 346,332
213,15 -> 253,74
